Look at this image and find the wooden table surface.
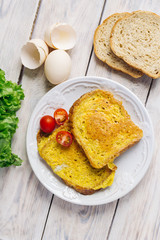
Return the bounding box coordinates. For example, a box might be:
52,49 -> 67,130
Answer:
0,0 -> 160,239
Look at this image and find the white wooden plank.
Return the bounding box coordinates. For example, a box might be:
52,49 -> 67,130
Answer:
42,197 -> 117,240
0,0 -> 40,82
0,167 -> 52,239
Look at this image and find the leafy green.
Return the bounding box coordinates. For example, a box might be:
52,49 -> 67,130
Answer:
0,69 -> 24,167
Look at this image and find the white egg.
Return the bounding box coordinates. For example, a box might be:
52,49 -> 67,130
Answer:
44,23 -> 76,50
44,50 -> 71,85
20,39 -> 49,69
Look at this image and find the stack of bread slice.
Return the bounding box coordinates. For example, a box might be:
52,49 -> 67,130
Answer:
94,10 -> 160,79
37,89 -> 143,195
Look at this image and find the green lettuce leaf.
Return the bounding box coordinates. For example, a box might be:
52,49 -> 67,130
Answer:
0,69 -> 24,167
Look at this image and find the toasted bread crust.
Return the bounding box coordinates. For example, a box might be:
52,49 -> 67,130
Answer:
63,180 -> 97,195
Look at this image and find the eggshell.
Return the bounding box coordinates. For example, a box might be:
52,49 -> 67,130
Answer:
44,24 -> 55,48
44,50 -> 71,85
21,39 -> 48,69
44,23 -> 76,50
29,39 -> 49,57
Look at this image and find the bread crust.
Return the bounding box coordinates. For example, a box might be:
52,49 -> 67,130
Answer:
63,180 -> 97,195
93,12 -> 143,78
110,10 -> 160,79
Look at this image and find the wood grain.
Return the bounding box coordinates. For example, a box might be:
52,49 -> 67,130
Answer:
0,0 -> 40,82
42,197 -> 117,240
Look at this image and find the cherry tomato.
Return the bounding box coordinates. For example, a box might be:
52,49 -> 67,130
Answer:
54,108 -> 68,125
56,131 -> 73,147
40,115 -> 56,133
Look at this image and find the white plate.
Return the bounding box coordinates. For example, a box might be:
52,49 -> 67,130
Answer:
26,76 -> 154,205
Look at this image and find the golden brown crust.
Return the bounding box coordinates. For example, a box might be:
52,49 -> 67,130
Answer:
37,129 -> 50,141
37,130 -> 41,144
63,180 -> 97,195
93,12 -> 143,78
110,10 -> 160,79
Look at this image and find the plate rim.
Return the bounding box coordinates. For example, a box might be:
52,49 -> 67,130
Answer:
26,75 -> 154,206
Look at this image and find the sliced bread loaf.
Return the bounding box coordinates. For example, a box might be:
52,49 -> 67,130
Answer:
110,10 -> 160,78
37,121 -> 116,195
94,13 -> 143,78
69,89 -> 143,169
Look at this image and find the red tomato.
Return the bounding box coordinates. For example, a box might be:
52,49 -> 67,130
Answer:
54,108 -> 68,125
40,115 -> 56,133
56,131 -> 73,147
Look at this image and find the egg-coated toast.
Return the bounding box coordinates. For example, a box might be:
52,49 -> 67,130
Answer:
69,89 -> 143,168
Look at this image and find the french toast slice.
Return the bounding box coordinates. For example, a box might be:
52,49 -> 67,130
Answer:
69,89 -> 143,169
37,121 -> 116,195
